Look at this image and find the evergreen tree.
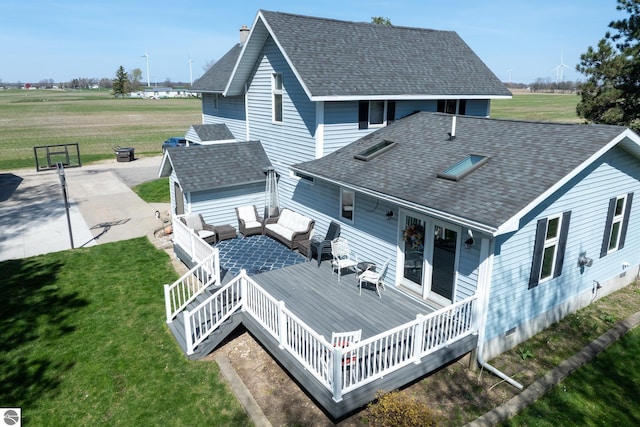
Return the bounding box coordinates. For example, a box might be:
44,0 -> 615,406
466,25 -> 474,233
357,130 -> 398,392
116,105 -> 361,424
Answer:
577,0 -> 640,132
112,66 -> 130,98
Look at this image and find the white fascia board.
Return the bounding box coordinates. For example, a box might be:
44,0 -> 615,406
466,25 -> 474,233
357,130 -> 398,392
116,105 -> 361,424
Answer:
258,12 -> 315,101
495,129 -> 639,236
290,166 -> 497,235
158,151 -> 174,178
310,94 -> 513,102
223,12 -> 262,97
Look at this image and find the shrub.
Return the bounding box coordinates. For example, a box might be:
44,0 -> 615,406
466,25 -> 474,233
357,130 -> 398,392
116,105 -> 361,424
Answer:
366,390 -> 436,426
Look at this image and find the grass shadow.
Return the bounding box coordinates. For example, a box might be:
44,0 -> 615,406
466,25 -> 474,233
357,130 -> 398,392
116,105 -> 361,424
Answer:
0,257 -> 89,404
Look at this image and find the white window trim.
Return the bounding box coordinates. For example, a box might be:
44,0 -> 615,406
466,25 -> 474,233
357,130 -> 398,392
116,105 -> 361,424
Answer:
368,100 -> 387,128
607,194 -> 627,253
272,73 -> 283,123
340,188 -> 355,223
539,214 -> 562,283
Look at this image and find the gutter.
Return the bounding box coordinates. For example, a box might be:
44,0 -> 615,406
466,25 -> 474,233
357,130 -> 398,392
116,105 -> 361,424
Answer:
289,166 -> 499,235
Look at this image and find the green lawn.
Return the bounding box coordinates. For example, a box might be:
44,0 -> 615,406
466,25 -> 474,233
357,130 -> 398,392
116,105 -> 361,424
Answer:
0,89 -> 201,170
491,93 -> 582,123
133,177 -> 170,203
502,327 -> 640,426
0,238 -> 250,426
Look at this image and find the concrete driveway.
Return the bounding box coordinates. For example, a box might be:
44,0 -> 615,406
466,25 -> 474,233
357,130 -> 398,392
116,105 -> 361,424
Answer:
0,156 -> 170,261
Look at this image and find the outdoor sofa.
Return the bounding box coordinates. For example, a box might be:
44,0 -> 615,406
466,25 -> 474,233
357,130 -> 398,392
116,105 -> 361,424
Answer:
263,208 -> 315,250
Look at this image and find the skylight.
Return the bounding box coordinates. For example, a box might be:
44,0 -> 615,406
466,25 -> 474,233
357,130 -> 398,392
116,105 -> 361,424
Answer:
437,155 -> 489,181
354,140 -> 396,161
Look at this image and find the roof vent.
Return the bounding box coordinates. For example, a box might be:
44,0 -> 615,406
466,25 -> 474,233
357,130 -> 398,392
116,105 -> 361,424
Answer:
448,116 -> 457,141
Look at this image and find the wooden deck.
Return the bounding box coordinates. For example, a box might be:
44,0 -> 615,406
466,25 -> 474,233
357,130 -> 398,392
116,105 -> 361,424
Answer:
249,259 -> 438,340
236,259 -> 477,419
167,249 -> 478,419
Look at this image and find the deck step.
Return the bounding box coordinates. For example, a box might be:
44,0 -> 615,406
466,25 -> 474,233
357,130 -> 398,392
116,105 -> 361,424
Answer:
167,309 -> 243,360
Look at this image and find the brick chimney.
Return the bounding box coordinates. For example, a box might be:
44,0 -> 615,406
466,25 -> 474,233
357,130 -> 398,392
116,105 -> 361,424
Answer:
239,25 -> 250,44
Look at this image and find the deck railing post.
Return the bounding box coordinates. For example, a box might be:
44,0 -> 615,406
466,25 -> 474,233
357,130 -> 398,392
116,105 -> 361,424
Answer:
278,300 -> 287,349
332,347 -> 343,402
240,270 -> 248,312
183,309 -> 193,355
214,249 -> 221,285
413,314 -> 425,364
164,284 -> 173,324
190,231 -> 196,263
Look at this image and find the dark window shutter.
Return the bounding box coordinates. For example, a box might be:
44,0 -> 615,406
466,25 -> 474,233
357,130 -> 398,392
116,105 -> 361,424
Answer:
458,100 -> 467,115
529,218 -> 547,289
358,101 -> 369,130
618,192 -> 633,250
437,100 -> 445,113
553,211 -> 571,278
387,101 -> 396,123
600,197 -> 617,258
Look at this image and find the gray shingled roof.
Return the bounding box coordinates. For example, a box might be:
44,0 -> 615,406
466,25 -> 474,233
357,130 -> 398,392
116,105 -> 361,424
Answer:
252,10 -> 511,98
191,124 -> 235,142
166,142 -> 271,192
193,10 -> 511,98
292,113 -> 630,231
190,43 -> 242,93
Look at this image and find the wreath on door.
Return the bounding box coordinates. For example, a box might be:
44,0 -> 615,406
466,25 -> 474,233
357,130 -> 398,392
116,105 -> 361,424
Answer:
402,224 -> 424,250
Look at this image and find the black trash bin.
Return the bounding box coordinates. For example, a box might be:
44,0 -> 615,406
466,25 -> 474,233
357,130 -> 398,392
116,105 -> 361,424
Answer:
115,147 -> 135,162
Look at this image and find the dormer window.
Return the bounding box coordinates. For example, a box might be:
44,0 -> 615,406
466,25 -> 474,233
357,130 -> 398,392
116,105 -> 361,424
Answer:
437,155 -> 488,181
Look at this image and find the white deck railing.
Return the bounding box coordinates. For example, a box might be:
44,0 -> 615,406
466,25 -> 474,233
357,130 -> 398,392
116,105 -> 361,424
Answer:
172,214 -> 215,268
171,259 -> 478,402
164,249 -> 220,323
183,277 -> 243,355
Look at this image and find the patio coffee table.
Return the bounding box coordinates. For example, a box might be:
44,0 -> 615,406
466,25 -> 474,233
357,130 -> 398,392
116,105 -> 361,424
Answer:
215,224 -> 237,242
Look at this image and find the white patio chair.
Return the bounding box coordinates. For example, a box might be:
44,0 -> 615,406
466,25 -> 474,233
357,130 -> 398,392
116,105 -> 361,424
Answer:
330,237 -> 358,282
358,258 -> 391,297
331,330 -> 362,384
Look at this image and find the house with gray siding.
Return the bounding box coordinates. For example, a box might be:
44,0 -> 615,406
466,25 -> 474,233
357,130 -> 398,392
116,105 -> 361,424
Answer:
158,9 -> 640,418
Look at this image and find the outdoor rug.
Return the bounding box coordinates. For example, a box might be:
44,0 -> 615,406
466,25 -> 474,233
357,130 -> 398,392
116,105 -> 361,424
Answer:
215,234 -> 307,276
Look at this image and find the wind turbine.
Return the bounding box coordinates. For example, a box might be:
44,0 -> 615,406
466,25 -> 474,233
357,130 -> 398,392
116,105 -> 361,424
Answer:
552,52 -> 570,83
142,52 -> 150,87
187,52 -> 193,86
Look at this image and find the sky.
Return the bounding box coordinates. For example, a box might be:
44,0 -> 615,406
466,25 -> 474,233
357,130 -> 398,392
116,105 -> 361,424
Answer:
0,0 -> 626,85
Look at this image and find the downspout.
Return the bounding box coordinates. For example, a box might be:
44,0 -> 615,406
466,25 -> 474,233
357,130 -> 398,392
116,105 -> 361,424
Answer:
475,237 -> 524,390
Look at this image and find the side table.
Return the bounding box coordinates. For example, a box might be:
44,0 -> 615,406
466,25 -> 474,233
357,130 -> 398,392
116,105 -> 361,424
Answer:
215,224 -> 237,242
297,239 -> 312,260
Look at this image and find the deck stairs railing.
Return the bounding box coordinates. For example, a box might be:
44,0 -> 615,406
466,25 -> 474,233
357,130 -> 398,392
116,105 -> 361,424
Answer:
172,214 -> 215,268
165,253 -> 478,402
163,250 -> 220,324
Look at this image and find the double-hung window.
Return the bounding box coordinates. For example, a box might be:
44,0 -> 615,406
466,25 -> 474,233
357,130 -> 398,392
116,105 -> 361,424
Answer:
272,73 -> 283,123
358,101 -> 395,129
601,193 -> 633,257
529,211 -> 571,289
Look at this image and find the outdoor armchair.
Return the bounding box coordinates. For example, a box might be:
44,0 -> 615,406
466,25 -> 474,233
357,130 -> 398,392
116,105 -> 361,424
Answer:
235,205 -> 264,237
310,220 -> 341,266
